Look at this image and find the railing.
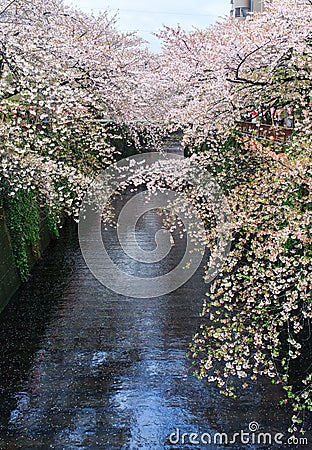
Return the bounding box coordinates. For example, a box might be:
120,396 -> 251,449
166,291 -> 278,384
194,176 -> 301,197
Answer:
236,121 -> 294,144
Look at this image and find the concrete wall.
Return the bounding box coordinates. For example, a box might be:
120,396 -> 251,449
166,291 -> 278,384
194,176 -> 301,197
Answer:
235,0 -> 250,8
232,0 -> 264,16
252,0 -> 264,13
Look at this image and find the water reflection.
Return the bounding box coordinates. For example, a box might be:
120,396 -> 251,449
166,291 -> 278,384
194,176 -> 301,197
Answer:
0,188 -> 310,449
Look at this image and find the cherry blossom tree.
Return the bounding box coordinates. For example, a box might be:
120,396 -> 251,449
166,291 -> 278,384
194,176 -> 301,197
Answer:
155,0 -> 312,435
0,0 -> 156,219
1,0 -> 311,435
0,0 -> 165,280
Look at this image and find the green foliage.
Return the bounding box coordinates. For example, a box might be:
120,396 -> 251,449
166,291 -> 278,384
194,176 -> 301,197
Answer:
0,181 -> 62,280
4,189 -> 41,281
282,236 -> 300,250
45,206 -> 60,238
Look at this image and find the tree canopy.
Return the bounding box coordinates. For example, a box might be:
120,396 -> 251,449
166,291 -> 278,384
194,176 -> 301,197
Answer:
0,0 -> 311,436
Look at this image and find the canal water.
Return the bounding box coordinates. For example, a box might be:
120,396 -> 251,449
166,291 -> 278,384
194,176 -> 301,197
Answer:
0,147 -> 310,449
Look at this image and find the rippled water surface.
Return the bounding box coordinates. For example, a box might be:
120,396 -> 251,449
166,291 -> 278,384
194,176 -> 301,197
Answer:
0,146 -> 311,449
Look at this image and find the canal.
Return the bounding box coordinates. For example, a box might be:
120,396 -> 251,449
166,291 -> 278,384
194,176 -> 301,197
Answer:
0,144 -> 310,449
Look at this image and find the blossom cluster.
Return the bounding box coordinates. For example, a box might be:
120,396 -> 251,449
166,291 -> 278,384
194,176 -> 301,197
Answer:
0,0 -> 163,220
0,0 -> 311,433
154,0 -> 312,433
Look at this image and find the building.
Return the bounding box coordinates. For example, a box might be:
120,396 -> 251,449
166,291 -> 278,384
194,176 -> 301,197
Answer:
230,0 -> 264,19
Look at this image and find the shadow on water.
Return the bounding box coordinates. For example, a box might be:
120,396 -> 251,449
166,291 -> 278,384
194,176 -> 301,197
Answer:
0,179 -> 311,448
0,222 -> 78,426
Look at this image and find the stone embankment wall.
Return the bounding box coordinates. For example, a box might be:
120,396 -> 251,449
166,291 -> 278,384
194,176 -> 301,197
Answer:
0,206 -> 53,313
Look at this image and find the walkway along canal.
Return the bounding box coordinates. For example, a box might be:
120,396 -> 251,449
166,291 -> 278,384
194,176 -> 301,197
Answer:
0,143 -> 310,449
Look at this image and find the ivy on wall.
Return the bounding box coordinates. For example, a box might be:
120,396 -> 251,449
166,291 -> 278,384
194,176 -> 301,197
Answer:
4,190 -> 41,281
1,187 -> 59,281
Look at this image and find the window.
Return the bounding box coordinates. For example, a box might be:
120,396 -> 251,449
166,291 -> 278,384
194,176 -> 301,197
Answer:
235,7 -> 251,18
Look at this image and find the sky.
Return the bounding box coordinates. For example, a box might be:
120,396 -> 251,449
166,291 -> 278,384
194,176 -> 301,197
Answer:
66,0 -> 230,52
